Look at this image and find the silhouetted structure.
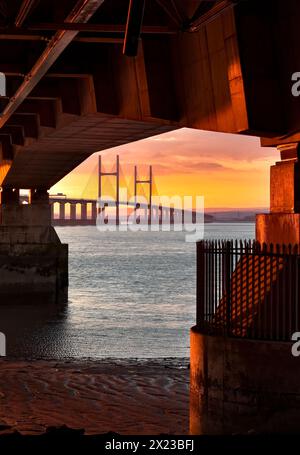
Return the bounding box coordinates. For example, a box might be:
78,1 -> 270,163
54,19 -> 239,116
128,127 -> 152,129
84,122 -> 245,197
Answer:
0,0 -> 299,434
134,164 -> 152,224
51,156 -> 201,225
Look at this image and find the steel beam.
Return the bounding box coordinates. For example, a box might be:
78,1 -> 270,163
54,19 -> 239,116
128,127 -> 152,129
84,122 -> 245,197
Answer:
123,0 -> 145,57
25,23 -> 177,34
154,0 -> 182,27
187,0 -> 236,32
0,34 -> 122,44
0,33 -> 48,41
0,0 -> 104,128
15,0 -> 39,28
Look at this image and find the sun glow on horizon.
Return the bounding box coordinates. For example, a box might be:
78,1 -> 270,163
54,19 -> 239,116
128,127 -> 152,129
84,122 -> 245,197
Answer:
51,128 -> 278,209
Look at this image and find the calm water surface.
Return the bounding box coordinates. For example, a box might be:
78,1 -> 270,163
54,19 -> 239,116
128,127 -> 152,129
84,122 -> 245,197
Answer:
0,223 -> 254,359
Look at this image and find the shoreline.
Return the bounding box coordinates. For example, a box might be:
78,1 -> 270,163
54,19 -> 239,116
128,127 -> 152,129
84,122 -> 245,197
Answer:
0,357 -> 189,435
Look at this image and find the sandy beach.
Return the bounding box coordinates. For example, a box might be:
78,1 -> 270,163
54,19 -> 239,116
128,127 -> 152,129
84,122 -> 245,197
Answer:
0,358 -> 189,435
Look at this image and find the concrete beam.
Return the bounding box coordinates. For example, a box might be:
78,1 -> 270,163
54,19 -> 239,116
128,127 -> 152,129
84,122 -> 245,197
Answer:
0,0 -> 104,128
15,0 -> 39,28
256,143 -> 300,244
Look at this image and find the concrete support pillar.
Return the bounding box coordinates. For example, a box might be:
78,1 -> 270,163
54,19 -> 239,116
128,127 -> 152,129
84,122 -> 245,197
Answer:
151,205 -> 159,226
70,203 -> 76,221
170,207 -> 174,225
192,145 -> 300,437
0,188 -> 19,224
256,143 -> 300,244
59,202 -> 65,221
51,203 -> 55,221
0,186 -> 68,305
163,207 -> 170,225
1,187 -> 19,204
29,188 -> 49,204
91,202 -> 97,221
81,202 -> 87,220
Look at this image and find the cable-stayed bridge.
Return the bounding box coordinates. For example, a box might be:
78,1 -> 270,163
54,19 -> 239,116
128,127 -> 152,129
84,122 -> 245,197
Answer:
46,155 -> 203,226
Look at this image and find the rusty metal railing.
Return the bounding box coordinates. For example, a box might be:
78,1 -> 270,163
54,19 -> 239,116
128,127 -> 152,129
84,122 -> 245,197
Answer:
197,240 -> 300,341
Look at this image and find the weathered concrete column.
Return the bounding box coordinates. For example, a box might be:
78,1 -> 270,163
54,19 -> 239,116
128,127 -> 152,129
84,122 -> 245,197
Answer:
29,188 -> 49,204
256,143 -> 300,244
59,201 -> 65,221
0,187 -> 68,305
91,202 -> 97,221
191,145 -> 300,435
81,202 -> 87,220
70,203 -> 76,221
50,202 -> 55,221
190,328 -> 300,434
1,187 -> 19,204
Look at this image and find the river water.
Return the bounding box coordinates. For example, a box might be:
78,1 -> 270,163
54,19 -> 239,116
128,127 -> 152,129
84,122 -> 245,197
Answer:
0,223 -> 254,359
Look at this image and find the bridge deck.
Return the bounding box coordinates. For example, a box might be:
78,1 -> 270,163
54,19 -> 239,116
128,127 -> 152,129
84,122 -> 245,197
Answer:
0,0 -> 255,191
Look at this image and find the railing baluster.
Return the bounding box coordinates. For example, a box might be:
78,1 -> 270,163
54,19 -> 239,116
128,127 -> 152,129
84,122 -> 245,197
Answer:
211,241 -> 214,330
207,241 -> 210,327
214,240 -> 217,332
196,238 -> 300,342
245,240 -> 250,337
282,244 -> 287,341
225,241 -> 231,336
276,244 -> 280,341
269,243 -> 274,339
239,240 -> 243,337
196,241 -> 205,328
251,240 -> 256,338
257,241 -> 262,339
288,244 -> 293,340
218,239 -> 222,334
263,242 -> 268,340
295,245 -> 299,334
205,241 -> 208,326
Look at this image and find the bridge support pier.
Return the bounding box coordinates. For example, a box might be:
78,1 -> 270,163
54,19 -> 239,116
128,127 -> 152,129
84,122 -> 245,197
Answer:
190,328 -> 300,434
70,203 -> 76,221
190,143 -> 300,434
0,188 -> 68,305
256,143 -> 300,244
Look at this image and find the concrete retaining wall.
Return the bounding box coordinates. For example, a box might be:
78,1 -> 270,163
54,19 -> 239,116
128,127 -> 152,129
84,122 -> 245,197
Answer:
190,327 -> 300,434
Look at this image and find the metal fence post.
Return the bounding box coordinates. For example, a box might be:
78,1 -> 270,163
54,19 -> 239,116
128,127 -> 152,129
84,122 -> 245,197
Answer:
225,240 -> 232,336
196,241 -> 205,328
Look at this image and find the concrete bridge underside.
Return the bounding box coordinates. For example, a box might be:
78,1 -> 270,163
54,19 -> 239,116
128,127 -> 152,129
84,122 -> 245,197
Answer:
0,0 -> 299,300
1,0 -> 295,190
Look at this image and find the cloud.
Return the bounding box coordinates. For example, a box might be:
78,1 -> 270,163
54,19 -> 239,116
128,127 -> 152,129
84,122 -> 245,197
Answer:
150,136 -> 178,142
149,161 -> 226,175
53,127 -> 277,208
99,127 -> 278,165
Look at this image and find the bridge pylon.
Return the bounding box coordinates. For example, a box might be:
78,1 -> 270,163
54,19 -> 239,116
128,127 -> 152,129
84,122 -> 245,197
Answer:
134,165 -> 153,225
98,155 -> 120,225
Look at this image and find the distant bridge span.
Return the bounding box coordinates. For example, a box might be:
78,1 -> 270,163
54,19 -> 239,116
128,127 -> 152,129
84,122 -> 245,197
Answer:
48,155 -> 203,225
49,197 -> 202,226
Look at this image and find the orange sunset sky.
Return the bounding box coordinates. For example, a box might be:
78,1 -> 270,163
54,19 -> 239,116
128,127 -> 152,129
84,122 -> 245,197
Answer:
51,128 -> 278,209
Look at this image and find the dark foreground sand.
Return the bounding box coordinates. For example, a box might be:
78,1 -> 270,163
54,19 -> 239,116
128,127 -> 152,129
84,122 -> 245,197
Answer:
0,358 -> 189,435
